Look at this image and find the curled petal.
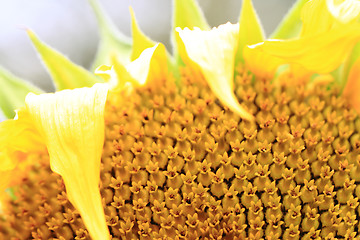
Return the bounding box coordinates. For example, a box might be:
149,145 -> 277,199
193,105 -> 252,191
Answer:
246,0 -> 360,81
301,0 -> 360,36
94,64 -> 114,83
127,43 -> 168,86
95,64 -> 134,94
246,23 -> 360,76
96,43 -> 168,92
0,151 -> 34,199
0,109 -> 44,154
0,109 -> 44,197
25,83 -> 110,240
343,56 -> 360,112
300,0 -> 335,36
327,0 -> 360,24
176,23 -> 253,120
243,43 -> 284,79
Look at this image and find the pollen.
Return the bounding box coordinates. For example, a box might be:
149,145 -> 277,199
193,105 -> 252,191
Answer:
1,66 -> 360,239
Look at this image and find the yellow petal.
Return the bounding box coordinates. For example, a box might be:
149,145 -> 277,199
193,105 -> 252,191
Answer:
237,0 -> 265,62
94,64 -> 113,82
127,43 -> 168,86
343,56 -> 360,112
96,44 -> 167,92
243,43 -> 285,79
300,0 -> 335,36
326,0 -> 360,24
25,83 -> 110,240
0,108 -> 44,197
130,6 -> 156,61
245,0 -> 360,81
95,63 -> 134,94
301,0 -> 360,35
248,23 -> 360,75
177,23 -> 253,120
0,151 -> 33,197
0,109 -> 43,154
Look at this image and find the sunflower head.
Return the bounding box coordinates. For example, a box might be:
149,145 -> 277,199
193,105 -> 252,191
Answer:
1,0 -> 360,239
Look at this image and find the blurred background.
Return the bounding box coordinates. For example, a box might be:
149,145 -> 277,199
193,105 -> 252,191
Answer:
0,0 -> 296,93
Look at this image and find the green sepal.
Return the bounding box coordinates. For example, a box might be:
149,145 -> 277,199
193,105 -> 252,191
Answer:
0,66 -> 43,119
236,0 -> 265,63
271,0 -> 308,39
173,0 -> 210,31
130,7 -> 156,61
128,7 -> 177,87
27,30 -> 101,91
172,0 -> 210,85
172,0 -> 210,50
340,42 -> 360,89
88,0 -> 132,69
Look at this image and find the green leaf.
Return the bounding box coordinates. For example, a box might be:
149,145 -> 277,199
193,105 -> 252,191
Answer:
130,7 -> 156,61
271,0 -> 308,39
237,0 -> 265,63
88,0 -> 132,70
28,30 -> 101,91
0,66 -> 43,119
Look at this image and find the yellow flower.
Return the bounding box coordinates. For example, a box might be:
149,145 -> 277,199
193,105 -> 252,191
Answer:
244,0 -> 360,82
1,0 -> 360,239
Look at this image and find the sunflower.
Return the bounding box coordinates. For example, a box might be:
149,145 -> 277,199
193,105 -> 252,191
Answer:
1,0 -> 360,239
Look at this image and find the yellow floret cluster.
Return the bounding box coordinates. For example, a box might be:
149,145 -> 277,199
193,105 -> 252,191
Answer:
1,66 -> 360,239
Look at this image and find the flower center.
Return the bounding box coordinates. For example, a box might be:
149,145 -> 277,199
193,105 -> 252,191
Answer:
1,66 -> 360,239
